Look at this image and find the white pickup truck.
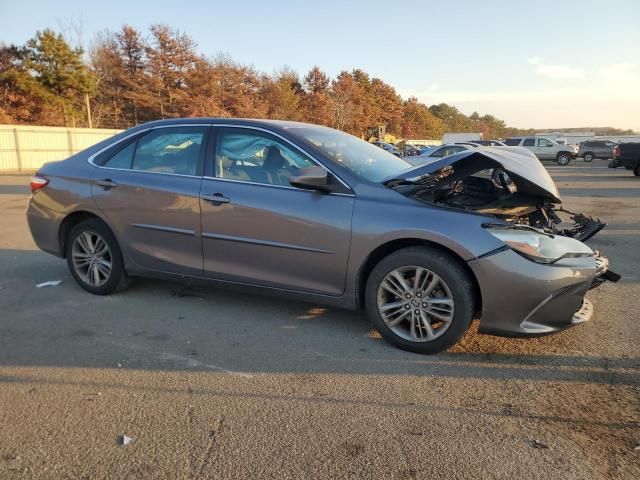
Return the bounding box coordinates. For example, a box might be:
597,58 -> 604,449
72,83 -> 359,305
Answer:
504,136 -> 578,165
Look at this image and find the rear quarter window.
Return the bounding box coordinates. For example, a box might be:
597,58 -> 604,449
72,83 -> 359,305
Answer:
504,139 -> 521,146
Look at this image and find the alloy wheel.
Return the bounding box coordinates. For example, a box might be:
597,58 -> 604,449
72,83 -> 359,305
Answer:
377,266 -> 454,342
71,231 -> 112,287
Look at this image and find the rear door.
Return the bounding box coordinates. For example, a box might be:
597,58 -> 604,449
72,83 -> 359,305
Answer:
199,126 -> 355,295
91,125 -> 209,276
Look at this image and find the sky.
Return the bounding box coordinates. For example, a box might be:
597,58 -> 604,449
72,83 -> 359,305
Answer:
1,0 -> 639,131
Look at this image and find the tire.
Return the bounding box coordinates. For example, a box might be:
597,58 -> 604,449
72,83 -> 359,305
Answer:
65,218 -> 132,295
556,152 -> 572,165
364,246 -> 475,354
634,165 -> 640,176
583,152 -> 594,162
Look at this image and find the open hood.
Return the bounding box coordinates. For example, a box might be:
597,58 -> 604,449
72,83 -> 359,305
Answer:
385,147 -> 562,203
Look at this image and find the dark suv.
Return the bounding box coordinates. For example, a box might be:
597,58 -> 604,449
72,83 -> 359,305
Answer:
577,140 -> 617,162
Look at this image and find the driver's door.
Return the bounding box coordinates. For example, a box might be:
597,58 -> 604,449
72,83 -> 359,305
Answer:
199,127 -> 355,296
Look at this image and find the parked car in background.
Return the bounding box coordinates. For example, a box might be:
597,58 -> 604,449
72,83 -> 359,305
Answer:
418,145 -> 436,155
372,141 -> 401,156
26,118 -> 618,354
407,143 -> 477,166
609,143 -> 640,176
504,136 -> 578,165
577,140 -> 617,162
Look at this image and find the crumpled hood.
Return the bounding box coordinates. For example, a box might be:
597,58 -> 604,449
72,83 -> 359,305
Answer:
387,146 -> 562,203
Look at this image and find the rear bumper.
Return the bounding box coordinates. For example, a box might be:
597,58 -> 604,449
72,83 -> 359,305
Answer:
27,196 -> 63,257
469,249 -> 613,337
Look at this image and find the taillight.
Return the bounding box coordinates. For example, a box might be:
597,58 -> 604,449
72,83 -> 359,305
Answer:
30,175 -> 49,193
613,145 -> 620,158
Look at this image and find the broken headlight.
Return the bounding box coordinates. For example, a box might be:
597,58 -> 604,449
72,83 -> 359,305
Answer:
485,226 -> 594,264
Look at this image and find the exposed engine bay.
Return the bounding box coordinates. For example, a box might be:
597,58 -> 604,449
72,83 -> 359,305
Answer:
385,150 -> 605,242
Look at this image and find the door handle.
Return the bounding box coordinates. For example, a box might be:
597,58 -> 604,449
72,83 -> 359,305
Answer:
96,179 -> 117,189
202,193 -> 230,205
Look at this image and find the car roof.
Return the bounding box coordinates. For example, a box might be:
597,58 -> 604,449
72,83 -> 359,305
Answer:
130,117 -> 317,134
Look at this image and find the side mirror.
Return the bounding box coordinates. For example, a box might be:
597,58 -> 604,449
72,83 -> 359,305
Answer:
289,166 -> 330,192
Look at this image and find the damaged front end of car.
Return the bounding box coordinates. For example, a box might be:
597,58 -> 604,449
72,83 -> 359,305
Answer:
385,148 -> 606,242
384,147 -> 620,336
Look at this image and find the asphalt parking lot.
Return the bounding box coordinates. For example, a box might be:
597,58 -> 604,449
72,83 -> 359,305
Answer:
0,162 -> 638,479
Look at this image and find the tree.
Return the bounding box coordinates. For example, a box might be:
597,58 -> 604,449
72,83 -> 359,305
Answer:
369,78 -> 404,135
429,103 -> 474,133
402,97 -> 444,139
300,66 -> 331,126
0,44 -> 60,124
262,67 -> 303,121
145,24 -> 198,118
329,71 -> 358,133
23,29 -> 95,126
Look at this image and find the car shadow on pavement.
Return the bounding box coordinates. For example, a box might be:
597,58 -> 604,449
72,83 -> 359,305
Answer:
0,266 -> 638,386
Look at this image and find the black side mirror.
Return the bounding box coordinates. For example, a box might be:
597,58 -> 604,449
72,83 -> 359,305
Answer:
289,166 -> 331,192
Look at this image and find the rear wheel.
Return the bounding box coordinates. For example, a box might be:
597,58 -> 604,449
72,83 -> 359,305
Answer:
583,152 -> 594,162
634,165 -> 640,176
365,247 -> 475,354
556,152 -> 572,165
65,219 -> 131,295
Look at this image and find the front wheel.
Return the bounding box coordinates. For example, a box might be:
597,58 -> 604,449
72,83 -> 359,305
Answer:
583,153 -> 594,162
634,165 -> 640,176
556,152 -> 572,165
364,247 -> 475,354
65,219 -> 131,295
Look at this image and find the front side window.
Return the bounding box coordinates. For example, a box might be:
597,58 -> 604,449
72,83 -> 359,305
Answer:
523,138 -> 535,147
131,127 -> 207,175
215,129 -> 315,186
537,138 -> 553,147
287,125 -> 412,182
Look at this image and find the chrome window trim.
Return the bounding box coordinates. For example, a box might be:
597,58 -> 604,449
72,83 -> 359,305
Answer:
87,123 -> 212,175
201,175 -> 354,197
86,122 -> 355,195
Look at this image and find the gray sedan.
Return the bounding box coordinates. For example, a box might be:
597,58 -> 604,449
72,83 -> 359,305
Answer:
27,119 -> 618,354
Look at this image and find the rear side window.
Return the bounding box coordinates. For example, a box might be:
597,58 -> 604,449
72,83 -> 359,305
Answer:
105,142 -> 135,169
132,127 -> 207,176
504,138 -> 520,146
523,138 -> 535,146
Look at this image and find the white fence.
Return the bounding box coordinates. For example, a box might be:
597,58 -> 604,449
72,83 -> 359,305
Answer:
0,125 -> 123,171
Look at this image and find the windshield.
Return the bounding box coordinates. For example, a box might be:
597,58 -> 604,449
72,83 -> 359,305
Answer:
288,126 -> 412,182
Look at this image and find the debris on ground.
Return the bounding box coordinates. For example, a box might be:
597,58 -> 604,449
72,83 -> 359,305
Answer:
634,444 -> 640,451
529,440 -> 549,449
35,280 -> 61,288
119,435 -> 132,446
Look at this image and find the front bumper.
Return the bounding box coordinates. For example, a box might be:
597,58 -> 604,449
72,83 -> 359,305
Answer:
469,249 -> 614,337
